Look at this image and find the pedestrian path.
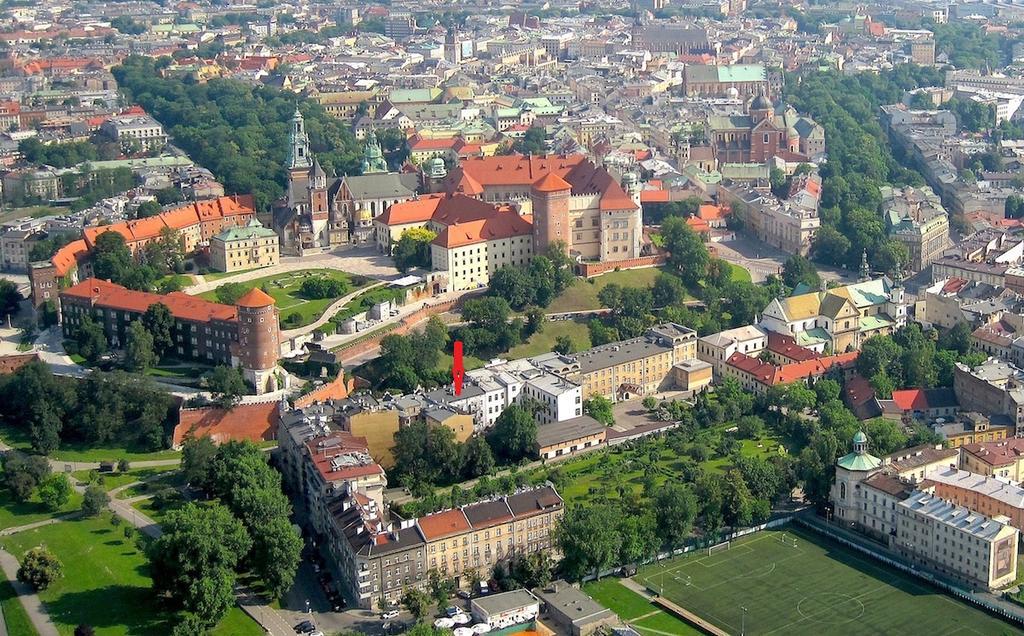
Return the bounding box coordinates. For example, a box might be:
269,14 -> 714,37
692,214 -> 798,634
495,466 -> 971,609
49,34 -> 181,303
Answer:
0,550 -> 58,636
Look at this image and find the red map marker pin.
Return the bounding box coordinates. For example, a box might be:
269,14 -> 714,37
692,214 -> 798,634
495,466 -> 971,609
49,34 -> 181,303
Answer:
453,340 -> 464,396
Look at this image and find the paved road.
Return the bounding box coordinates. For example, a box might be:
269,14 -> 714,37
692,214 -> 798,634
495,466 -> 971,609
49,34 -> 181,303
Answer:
184,245 -> 403,295
280,281 -> 386,340
712,235 -> 855,284
0,550 -> 59,636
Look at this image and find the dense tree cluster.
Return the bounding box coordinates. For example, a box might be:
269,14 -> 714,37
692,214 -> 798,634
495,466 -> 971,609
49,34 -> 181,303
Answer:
166,439 -> 302,628
857,323 -> 985,397
0,361 -> 175,454
113,56 -> 364,212
377,317 -> 450,392
642,197 -> 702,225
487,249 -> 575,311
932,21 -> 1011,71
298,276 -> 348,300
90,228 -> 183,292
393,228 -> 437,273
786,65 -> 943,271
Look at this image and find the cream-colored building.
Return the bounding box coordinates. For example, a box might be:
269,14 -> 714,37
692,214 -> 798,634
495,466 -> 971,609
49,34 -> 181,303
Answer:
961,438 -> 1024,482
568,323 -> 697,401
209,219 -> 279,273
430,215 -> 534,292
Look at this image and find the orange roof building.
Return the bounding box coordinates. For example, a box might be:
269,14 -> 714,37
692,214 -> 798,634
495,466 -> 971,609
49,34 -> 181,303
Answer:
172,401 -> 281,448
724,350 -> 858,394
59,277 -> 284,394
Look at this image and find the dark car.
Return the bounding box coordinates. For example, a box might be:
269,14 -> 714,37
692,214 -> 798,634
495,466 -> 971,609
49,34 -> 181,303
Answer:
456,590 -> 471,600
294,620 -> 316,634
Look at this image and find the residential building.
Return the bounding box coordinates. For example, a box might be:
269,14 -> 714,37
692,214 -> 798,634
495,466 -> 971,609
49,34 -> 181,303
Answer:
881,185 -> 950,272
722,350 -> 858,395
953,358 -> 1024,436
100,114 -> 167,151
565,323 -> 698,401
933,413 -> 1015,448
961,439 -> 1024,482
882,388 -> 959,423
932,229 -> 1024,288
209,218 -> 279,273
719,175 -> 821,257
922,278 -> 1020,331
881,444 -> 959,484
895,491 -> 1017,590
697,325 -> 768,380
925,467 -> 1024,531
60,279 -> 283,393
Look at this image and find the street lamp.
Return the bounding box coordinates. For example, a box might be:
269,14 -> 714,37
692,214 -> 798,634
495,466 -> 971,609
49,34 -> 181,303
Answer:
741,606 -> 748,636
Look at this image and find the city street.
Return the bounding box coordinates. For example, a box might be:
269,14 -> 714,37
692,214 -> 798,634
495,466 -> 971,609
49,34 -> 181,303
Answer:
712,236 -> 855,284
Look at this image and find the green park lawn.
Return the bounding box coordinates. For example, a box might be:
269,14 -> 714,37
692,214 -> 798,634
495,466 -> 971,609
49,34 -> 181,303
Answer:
72,466 -> 180,493
552,268 -> 669,312
118,471 -> 186,500
0,579 -> 37,636
0,423 -> 181,464
507,319 -> 592,360
728,262 -> 752,283
197,269 -> 369,328
330,285 -> 404,324
0,486 -> 83,531
634,527 -> 1023,636
523,424 -> 784,505
583,579 -> 701,635
0,514 -> 261,636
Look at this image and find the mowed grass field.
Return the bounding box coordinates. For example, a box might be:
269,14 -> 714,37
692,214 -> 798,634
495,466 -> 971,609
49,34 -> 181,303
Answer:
584,579 -> 702,636
634,527 -> 1023,636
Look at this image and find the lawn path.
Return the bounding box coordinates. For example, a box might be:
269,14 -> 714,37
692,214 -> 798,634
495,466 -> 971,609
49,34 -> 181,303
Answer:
0,550 -> 58,636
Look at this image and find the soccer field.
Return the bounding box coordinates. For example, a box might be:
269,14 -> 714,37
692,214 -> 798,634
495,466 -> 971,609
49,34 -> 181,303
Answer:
634,526 -> 1024,636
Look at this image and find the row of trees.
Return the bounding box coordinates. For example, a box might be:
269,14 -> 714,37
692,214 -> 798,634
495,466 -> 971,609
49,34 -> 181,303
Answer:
90,228 -> 184,292
157,440 -> 302,631
112,56 -> 365,212
0,360 -> 175,454
487,248 -> 576,312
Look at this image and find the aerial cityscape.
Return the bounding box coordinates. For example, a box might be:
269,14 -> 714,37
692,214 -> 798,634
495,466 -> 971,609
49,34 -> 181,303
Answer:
1,0 -> 1024,635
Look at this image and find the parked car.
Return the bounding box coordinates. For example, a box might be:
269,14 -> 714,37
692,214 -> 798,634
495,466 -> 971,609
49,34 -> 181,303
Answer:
456,590 -> 472,600
381,610 -> 400,620
444,606 -> 460,618
294,620 -> 315,634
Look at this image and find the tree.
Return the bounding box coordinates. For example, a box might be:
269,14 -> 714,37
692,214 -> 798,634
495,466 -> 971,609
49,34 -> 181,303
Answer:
0,278 -> 21,319
299,276 -> 348,299
554,504 -> 622,581
583,396 -> 614,426
428,569 -> 457,609
214,282 -> 252,305
81,484 -> 110,517
182,436 -> 218,490
74,315 -> 108,364
781,255 -> 820,290
553,335 -> 575,355
511,126 -> 547,154
91,231 -> 134,287
487,405 -> 537,463
141,303 -> 175,358
722,469 -> 755,528
661,216 -> 708,286
2,451 -> 51,502
392,421 -> 460,486
206,366 -> 246,408
653,483 -> 698,547
124,320 -> 157,371
642,396 -> 658,411
652,272 -> 686,307
149,503 -> 251,626
251,516 -> 302,599
864,418 -> 908,455
812,226 -> 851,267
460,435 -> 495,480
17,547 -> 62,590
136,200 -> 162,218
74,626 -> 96,636
508,551 -> 554,589
37,473 -> 72,511
401,587 -> 433,622
489,267 -> 534,310
735,415 -> 765,439
393,227 -> 437,272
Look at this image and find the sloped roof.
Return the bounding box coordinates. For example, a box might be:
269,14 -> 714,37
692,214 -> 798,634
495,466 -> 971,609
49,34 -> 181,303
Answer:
236,287 -> 276,308
532,171 -> 572,193
62,278 -> 237,323
432,214 -> 533,249
172,401 -> 280,447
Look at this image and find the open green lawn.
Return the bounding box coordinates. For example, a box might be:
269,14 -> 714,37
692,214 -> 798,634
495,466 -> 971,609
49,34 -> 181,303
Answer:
0,486 -> 83,531
552,268 -> 670,312
0,514 -> 261,635
155,273 -> 195,290
529,427 -> 783,505
0,206 -> 62,224
118,471 -> 185,500
583,579 -> 702,635
507,319 -> 592,360
0,578 -> 38,636
201,267 -> 264,282
635,526 -> 1023,636
0,423 -> 181,464
728,262 -> 752,283
330,285 -> 403,324
72,466 -> 179,493
197,269 -> 370,328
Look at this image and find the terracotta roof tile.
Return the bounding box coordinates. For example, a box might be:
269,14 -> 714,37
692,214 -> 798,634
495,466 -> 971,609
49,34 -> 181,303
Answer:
235,287 -> 276,308
62,278 -> 238,323
172,401 -> 280,447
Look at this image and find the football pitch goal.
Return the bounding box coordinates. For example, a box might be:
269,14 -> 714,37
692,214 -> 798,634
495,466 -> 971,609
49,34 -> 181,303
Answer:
634,526 -> 1024,636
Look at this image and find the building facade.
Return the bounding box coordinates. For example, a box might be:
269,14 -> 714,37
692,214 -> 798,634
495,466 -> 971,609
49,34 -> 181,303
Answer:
209,219 -> 279,273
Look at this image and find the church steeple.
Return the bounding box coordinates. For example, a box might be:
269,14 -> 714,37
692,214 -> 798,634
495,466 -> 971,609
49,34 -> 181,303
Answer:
858,249 -> 870,282
361,130 -> 388,174
288,108 -> 311,170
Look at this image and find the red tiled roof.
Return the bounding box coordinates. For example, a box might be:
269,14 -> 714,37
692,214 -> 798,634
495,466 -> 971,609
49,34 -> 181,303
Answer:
62,278 -> 238,323
416,508 -> 471,540
727,350 -> 858,386
891,389 -> 928,412
432,213 -> 533,249
962,439 -> 1024,467
235,287 -> 276,308
80,195 -> 255,250
51,239 -> 88,276
640,189 -> 669,203
532,171 -> 572,193
767,331 -> 820,362
172,401 -> 280,447
375,195 -> 443,226
304,431 -> 385,482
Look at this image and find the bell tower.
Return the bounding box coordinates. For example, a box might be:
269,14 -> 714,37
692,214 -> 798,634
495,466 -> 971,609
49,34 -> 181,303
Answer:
287,109 -> 312,208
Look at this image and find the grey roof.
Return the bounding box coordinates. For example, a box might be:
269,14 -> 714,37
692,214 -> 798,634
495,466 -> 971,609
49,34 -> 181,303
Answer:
573,337 -> 672,374
533,582 -> 614,627
473,589 -> 539,617
899,490 -> 1012,541
536,416 -> 606,449
342,173 -> 419,200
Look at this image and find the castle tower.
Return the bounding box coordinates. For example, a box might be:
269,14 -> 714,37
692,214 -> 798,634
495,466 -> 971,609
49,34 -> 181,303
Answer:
423,156 -> 448,193
531,172 -> 572,256
858,249 -> 871,282
748,91 -> 773,123
287,109 -> 312,208
233,287 -> 282,395
361,130 -> 388,175
445,26 -> 461,65
830,430 -> 881,526
622,171 -> 641,208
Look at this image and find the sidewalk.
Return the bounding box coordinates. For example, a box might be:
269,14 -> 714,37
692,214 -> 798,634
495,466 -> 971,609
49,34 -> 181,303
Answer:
0,550 -> 59,636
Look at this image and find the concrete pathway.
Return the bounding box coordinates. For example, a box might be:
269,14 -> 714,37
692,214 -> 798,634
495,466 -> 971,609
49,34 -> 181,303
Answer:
0,516 -> 75,538
0,550 -> 59,636
280,281 -> 386,340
